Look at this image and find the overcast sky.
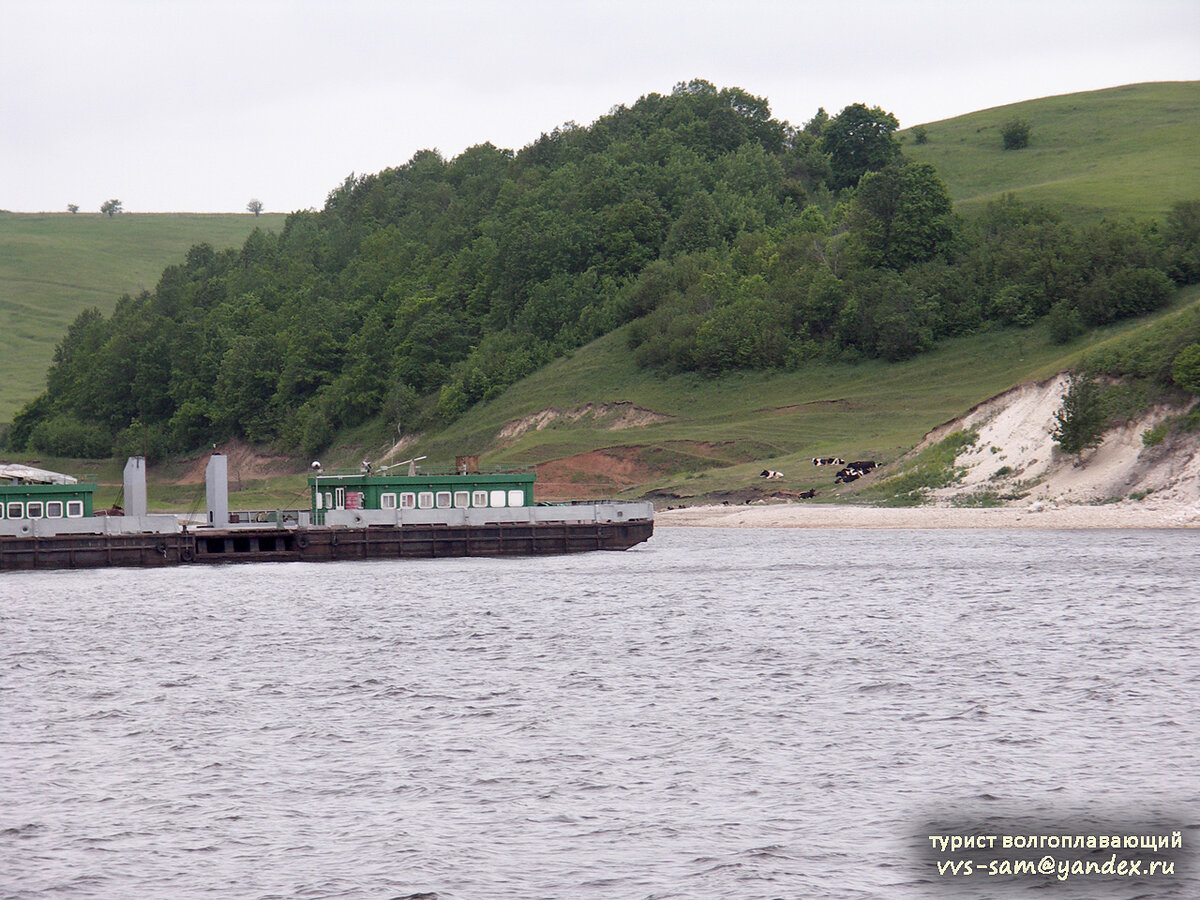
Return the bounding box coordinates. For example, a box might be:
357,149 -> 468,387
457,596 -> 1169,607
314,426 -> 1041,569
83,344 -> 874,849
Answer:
3,0 -> 1197,214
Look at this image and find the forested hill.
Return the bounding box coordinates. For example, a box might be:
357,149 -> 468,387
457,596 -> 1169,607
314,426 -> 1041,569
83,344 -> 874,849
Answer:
7,80 -> 1200,460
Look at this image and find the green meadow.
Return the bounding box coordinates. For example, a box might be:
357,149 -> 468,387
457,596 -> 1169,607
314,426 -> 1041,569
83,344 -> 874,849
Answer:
415,285 -> 1200,501
901,82 -> 1200,220
0,211 -> 285,422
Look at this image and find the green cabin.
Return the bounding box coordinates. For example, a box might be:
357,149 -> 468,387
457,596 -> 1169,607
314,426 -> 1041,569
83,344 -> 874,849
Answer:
308,468 -> 536,525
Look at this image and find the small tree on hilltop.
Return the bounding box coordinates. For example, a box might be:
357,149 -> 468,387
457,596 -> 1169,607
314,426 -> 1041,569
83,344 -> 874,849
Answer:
67,203 -> 79,214
100,199 -> 123,217
1002,119 -> 1031,150
1052,373 -> 1106,462
247,198 -> 264,216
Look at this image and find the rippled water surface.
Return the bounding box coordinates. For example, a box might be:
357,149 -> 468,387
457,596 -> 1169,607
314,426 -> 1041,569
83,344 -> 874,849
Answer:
3,528 -> 1199,899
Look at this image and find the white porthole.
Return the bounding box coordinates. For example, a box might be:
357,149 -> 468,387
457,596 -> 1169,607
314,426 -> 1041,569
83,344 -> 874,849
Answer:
381,492 -> 397,510
400,492 -> 416,509
472,490 -> 488,507
454,491 -> 470,508
66,500 -> 84,518
315,492 -> 324,510
418,492 -> 434,509
47,501 -> 64,518
435,491 -> 451,509
6,502 -> 23,519
489,490 -> 507,507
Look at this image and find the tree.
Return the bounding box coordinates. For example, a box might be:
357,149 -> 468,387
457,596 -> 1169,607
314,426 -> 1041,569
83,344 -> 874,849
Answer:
100,199 -> 123,216
847,162 -> 954,270
821,103 -> 901,189
247,198 -> 264,216
1001,119 -> 1031,150
1052,373 -> 1106,461
67,203 -> 79,214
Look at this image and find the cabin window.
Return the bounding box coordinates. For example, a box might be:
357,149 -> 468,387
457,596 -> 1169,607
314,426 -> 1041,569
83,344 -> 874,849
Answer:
454,491 -> 470,508
490,490 -> 507,507
26,501 -> 44,518
66,500 -> 84,518
400,492 -> 416,509
324,492 -> 333,509
418,491 -> 434,509
6,502 -> 22,519
435,491 -> 452,509
46,501 -> 64,518
315,492 -> 324,510
380,492 -> 397,510
507,490 -> 525,507
472,490 -> 488,507
334,488 -> 345,509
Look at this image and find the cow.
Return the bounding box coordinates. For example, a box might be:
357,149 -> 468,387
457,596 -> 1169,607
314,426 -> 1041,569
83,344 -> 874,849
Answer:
797,489 -> 816,499
835,472 -> 860,484
759,469 -> 784,479
848,460 -> 878,472
812,457 -> 844,467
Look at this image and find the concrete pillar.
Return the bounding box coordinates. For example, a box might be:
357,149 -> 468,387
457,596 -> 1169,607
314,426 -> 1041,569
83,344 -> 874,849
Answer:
123,456 -> 148,518
206,454 -> 229,526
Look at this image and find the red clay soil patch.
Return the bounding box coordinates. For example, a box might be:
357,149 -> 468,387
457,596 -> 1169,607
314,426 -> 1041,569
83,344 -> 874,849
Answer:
169,440 -> 308,485
534,446 -> 659,500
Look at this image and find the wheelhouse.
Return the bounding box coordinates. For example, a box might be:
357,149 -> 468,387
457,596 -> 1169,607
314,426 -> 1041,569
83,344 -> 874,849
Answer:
308,467 -> 535,525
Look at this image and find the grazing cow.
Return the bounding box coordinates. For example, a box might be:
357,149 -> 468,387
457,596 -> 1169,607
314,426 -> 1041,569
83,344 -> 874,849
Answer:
812,457 -> 845,467
759,469 -> 784,479
797,489 -> 816,499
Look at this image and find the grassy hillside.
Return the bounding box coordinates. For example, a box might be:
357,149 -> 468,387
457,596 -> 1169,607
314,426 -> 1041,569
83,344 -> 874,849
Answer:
411,285 -> 1200,502
902,82 -> 1200,220
9,285 -> 1196,510
0,212 -> 285,422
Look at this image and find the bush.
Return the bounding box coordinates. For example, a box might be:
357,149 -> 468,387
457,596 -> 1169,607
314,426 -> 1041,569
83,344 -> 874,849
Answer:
1046,299 -> 1083,344
113,422 -> 171,462
28,416 -> 112,458
1172,343 -> 1200,395
1142,422 -> 1168,447
1001,119 -> 1031,150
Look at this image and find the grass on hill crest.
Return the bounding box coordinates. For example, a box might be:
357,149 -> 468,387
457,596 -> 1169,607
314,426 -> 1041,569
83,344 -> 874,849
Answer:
902,81 -> 1200,221
0,212 -> 285,422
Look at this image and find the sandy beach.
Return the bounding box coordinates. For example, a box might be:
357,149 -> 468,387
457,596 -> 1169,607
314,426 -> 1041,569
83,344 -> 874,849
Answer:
657,499 -> 1200,529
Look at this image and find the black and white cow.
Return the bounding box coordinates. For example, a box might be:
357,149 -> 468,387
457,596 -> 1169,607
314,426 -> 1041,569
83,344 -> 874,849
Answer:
813,457 -> 845,467
759,469 -> 784,479
848,460 -> 878,472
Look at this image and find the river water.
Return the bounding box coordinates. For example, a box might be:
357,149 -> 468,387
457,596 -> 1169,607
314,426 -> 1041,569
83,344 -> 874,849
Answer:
2,527 -> 1198,899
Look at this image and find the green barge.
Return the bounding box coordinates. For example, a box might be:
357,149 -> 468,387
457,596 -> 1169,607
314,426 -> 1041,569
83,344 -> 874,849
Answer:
0,455 -> 653,571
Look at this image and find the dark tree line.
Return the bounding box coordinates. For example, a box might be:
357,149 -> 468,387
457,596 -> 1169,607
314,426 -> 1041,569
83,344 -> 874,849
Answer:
7,81 -> 1200,460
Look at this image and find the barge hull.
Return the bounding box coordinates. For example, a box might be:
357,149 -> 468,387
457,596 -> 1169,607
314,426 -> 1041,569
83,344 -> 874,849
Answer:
0,520 -> 653,571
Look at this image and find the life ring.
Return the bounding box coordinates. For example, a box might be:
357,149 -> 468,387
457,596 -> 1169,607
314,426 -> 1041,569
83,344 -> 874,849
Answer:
296,533 -> 309,549
180,545 -> 195,563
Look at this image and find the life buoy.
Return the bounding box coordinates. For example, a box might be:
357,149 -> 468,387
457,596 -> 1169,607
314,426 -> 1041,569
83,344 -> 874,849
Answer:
180,545 -> 195,563
296,533 -> 309,549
